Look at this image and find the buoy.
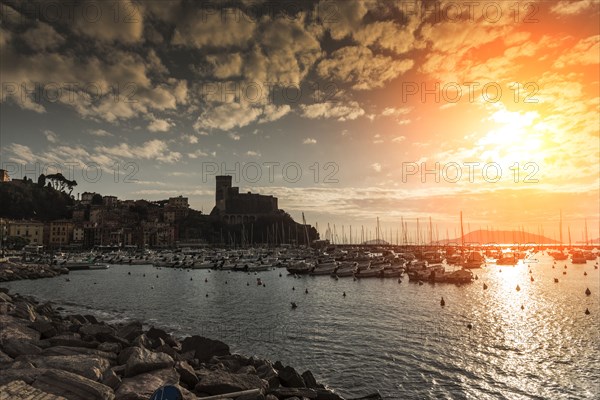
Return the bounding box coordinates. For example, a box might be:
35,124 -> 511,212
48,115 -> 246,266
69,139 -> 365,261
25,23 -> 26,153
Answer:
247,282 -> 249,286
584,272 -> 588,276
585,308 -> 590,315
205,294 -> 208,297
305,289 -> 308,294
397,278 -> 402,283
554,278 -> 559,283
418,281 -> 423,286
343,292 -> 346,297
263,284 -> 266,287
483,283 -> 488,290
128,272 -> 131,275
292,287 -> 295,291
475,275 -> 479,280
190,277 -> 193,281
564,265 -> 567,269
516,285 -> 520,291
156,274 -> 159,278
467,323 -> 472,330
530,276 -> 534,282
151,285 -> 154,289
225,281 -> 228,284
279,273 -> 282,277
291,302 -> 297,309
353,277 -> 357,281
499,269 -> 502,273
552,265 -> 555,269
521,304 -> 524,310
205,278 -> 208,282
143,274 -> 146,277
65,278 -> 70,282
440,297 -> 445,307
585,288 -> 591,296
563,271 -> 566,275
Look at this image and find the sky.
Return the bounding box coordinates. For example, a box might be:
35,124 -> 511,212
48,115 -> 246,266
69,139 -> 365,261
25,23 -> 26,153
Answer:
0,0 -> 599,242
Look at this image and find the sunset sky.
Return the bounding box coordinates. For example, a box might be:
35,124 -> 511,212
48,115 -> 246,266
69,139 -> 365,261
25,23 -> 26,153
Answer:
1,0 -> 598,240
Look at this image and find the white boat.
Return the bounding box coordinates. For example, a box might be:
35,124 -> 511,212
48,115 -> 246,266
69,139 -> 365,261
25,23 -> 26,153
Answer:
89,263 -> 110,270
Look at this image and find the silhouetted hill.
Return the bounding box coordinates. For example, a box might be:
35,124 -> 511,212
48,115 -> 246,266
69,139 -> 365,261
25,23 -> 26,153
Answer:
436,229 -> 558,245
0,181 -> 74,221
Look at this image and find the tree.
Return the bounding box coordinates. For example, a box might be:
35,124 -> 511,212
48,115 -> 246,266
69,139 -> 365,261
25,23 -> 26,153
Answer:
37,174 -> 46,187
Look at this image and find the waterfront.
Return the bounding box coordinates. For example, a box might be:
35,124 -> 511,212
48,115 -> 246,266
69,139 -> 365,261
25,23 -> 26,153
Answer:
3,252 -> 598,399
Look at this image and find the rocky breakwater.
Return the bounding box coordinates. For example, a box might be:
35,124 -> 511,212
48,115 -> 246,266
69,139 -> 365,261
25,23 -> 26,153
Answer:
0,288 -> 381,400
0,261 -> 69,282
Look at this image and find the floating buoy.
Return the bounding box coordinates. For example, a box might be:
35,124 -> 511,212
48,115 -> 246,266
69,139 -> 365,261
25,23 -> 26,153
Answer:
279,273 -> 282,277
262,284 -> 266,287
563,271 -> 567,275
292,287 -> 295,291
143,274 -> 146,277
584,272 -> 588,276
554,278 -> 559,283
397,278 -> 402,283
128,272 -> 131,275
564,265 -> 567,269
65,278 -> 70,282
291,302 -> 297,309
467,323 -> 473,330
440,297 -> 445,307
475,275 -> 479,280
205,293 -> 208,297
225,281 -> 228,284
343,292 -> 346,297
305,289 -> 308,294
151,285 -> 154,289
353,277 -> 357,281
516,284 -> 521,291
483,283 -> 488,290
552,265 -> 555,269
521,304 -> 524,310
530,276 -> 534,282
190,277 -> 193,281
585,308 -> 590,315
499,269 -> 502,273
205,278 -> 208,282
585,288 -> 591,296
247,282 -> 249,286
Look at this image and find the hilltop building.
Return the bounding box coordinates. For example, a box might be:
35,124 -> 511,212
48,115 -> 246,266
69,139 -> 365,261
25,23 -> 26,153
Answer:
211,175 -> 279,224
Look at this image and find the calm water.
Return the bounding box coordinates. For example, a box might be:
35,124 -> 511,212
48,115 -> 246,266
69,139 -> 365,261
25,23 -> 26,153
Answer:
3,253 -> 599,399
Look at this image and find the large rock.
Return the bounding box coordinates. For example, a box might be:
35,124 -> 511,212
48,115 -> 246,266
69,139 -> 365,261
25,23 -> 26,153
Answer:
268,387 -> 317,399
32,368 -> 115,400
115,368 -> 179,400
181,335 -> 230,362
0,368 -> 114,400
194,370 -> 268,395
0,314 -> 41,341
42,345 -> 117,361
175,360 -> 199,388
12,301 -> 38,321
124,346 -> 174,377
30,320 -> 58,338
18,354 -> 112,381
80,324 -> 116,338
102,368 -> 122,390
302,370 -> 319,388
46,334 -> 99,349
256,364 -> 279,389
278,365 -> 305,388
146,326 -> 178,347
116,322 -> 143,342
0,379 -> 68,400
1,339 -> 42,358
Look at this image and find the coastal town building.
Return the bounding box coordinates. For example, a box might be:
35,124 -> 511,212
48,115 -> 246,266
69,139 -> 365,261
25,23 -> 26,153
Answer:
48,220 -> 74,247
80,192 -> 96,205
212,175 -> 279,224
7,220 -> 44,245
0,169 -> 9,182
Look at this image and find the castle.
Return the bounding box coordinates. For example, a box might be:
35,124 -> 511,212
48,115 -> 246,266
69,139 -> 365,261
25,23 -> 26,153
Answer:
211,176 -> 279,224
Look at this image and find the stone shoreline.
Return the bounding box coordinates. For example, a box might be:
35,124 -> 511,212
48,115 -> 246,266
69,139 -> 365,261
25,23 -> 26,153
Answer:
0,261 -> 69,282
0,288 -> 381,400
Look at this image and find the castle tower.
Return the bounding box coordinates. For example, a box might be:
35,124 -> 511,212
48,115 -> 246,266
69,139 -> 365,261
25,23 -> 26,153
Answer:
215,175 -> 232,212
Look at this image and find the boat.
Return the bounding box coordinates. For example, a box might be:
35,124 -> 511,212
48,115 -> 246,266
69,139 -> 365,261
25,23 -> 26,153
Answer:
310,262 -> 338,276
286,261 -> 313,275
355,265 -> 385,278
407,263 -> 445,282
497,252 -> 518,265
462,251 -> 484,269
334,262 -> 357,277
89,263 -> 110,270
571,251 -> 587,264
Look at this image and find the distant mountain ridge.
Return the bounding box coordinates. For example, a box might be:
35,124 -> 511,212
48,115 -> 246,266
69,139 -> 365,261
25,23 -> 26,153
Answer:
437,229 -> 559,245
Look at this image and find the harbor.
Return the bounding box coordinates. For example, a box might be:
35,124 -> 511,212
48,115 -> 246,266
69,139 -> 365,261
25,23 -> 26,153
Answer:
1,247 -> 598,399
